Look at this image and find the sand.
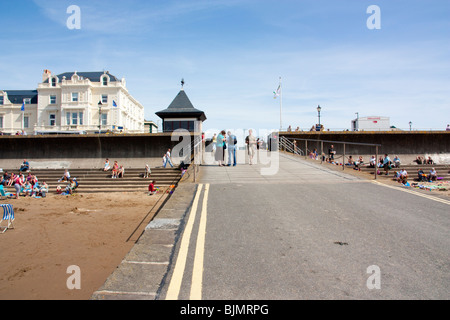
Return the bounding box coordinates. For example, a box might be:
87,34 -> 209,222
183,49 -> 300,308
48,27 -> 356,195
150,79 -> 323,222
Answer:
0,191 -> 168,300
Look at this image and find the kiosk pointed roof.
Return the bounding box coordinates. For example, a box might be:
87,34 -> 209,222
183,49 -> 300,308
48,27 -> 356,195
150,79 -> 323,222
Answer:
156,88 -> 206,122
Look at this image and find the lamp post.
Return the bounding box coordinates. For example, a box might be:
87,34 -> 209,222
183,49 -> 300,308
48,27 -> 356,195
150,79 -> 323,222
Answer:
409,121 -> 412,132
317,105 -> 322,131
98,101 -> 103,133
355,112 -> 359,131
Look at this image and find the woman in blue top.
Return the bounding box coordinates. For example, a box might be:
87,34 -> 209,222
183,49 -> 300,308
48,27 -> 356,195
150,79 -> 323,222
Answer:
215,130 -> 226,166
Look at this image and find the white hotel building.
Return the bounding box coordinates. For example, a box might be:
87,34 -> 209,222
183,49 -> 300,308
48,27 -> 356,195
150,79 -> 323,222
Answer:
0,70 -> 145,135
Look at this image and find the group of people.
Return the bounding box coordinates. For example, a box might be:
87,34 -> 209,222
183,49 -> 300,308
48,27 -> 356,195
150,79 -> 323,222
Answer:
1,170 -> 49,199
55,169 -> 79,195
417,168 -> 438,183
103,159 -> 125,178
211,130 -> 258,166
414,156 -> 434,165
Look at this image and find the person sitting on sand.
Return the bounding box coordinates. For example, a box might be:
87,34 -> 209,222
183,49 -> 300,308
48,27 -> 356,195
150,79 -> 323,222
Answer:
426,157 -> 434,165
23,180 -> 32,197
148,180 -> 158,196
39,181 -> 49,198
32,180 -> 40,197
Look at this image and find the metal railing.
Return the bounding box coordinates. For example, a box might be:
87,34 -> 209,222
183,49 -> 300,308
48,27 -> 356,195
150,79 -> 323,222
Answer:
280,136 -> 382,179
279,136 -> 304,156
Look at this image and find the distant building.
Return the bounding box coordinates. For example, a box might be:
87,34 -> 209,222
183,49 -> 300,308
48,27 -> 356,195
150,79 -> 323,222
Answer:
352,116 -> 391,131
0,70 -> 145,135
156,81 -> 206,133
144,120 -> 159,133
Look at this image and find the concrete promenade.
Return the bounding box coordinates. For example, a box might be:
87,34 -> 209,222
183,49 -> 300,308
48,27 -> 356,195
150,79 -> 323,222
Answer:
93,150 -> 450,300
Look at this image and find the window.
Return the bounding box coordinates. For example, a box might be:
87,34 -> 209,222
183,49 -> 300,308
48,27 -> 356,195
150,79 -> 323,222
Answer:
102,94 -> 108,104
67,112 -> 84,126
24,116 -> 29,128
50,114 -> 56,126
0,96 -> 3,105
51,78 -> 57,87
0,116 -> 3,128
101,114 -> 107,126
102,77 -> 108,86
50,95 -> 56,104
24,98 -> 31,105
164,120 -> 195,132
72,112 -> 78,125
72,92 -> 79,102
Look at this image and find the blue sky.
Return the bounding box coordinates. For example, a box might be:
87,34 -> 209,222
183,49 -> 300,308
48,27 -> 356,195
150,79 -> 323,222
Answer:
1,0 -> 449,133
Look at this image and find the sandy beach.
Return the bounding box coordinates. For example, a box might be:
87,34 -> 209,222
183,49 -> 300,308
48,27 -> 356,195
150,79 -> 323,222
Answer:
0,191 -> 167,300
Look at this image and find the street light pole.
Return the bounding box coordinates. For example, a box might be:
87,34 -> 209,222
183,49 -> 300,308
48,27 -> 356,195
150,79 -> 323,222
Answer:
409,121 -> 412,132
98,101 -> 103,133
317,105 -> 322,131
355,112 -> 359,131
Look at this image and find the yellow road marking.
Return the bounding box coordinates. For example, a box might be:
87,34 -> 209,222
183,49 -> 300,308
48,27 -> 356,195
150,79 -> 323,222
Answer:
165,184 -> 203,300
372,181 -> 450,205
190,183 -> 210,300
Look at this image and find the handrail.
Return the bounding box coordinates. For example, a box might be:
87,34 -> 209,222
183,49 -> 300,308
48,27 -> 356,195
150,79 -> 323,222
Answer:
279,135 -> 381,180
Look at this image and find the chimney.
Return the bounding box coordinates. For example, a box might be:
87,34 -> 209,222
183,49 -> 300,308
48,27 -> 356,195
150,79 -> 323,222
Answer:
43,69 -> 52,82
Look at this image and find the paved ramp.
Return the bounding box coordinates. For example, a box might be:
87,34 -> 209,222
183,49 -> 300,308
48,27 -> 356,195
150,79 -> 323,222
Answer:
158,151 -> 450,300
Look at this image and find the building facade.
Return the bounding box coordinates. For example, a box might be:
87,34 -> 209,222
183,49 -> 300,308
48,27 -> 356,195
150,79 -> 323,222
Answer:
352,116 -> 391,131
0,70 -> 145,135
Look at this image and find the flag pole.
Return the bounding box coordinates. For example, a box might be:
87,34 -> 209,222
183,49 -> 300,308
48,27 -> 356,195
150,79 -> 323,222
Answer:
279,77 -> 282,132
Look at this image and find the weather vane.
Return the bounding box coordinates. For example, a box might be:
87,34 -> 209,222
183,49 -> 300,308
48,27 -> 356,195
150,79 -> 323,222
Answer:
181,78 -> 185,88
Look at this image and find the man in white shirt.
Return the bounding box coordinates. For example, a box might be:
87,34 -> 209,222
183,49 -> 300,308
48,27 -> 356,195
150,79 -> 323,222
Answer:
245,129 -> 257,165
164,148 -> 174,168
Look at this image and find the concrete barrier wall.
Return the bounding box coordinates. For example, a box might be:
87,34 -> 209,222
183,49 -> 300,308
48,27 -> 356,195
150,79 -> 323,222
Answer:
280,131 -> 450,156
0,133 -> 194,160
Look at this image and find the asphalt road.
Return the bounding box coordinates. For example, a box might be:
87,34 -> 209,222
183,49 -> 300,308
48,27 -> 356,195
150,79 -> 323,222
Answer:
159,152 -> 450,300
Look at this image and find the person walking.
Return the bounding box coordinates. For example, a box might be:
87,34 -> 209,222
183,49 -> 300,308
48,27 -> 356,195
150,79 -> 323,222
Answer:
227,131 -> 237,166
245,129 -> 257,165
164,148 -> 174,168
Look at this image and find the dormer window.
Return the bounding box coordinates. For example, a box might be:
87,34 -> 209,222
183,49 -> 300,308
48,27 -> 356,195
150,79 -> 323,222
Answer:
23,98 -> 31,105
0,95 -> 3,105
51,77 -> 57,87
102,76 -> 109,86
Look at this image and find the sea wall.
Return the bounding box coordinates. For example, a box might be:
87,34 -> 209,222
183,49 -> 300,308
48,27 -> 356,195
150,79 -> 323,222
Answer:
279,131 -> 450,156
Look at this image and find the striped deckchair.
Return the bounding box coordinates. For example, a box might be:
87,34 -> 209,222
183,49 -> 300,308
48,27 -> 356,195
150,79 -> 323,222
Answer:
0,204 -> 15,233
